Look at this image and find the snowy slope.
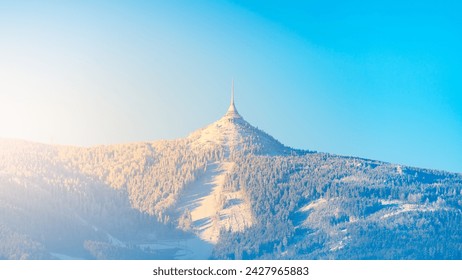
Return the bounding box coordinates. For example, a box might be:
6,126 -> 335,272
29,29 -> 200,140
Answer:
176,161 -> 253,243
187,101 -> 292,156
1,95 -> 462,260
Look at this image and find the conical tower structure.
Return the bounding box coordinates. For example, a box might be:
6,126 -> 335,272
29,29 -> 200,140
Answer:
187,81 -> 291,155
225,80 -> 240,119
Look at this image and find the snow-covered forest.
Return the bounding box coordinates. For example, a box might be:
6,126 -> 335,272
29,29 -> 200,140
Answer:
214,153 -> 462,259
1,107 -> 461,259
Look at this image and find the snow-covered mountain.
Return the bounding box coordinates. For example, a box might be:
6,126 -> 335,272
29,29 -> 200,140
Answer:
1,94 -> 461,260
187,95 -> 292,156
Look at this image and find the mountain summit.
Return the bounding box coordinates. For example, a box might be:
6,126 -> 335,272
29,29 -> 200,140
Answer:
187,82 -> 292,156
0,84 -> 461,260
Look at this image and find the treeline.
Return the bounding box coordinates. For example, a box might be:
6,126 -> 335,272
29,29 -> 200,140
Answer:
0,141 -> 182,259
213,153 -> 462,259
1,138 -> 461,259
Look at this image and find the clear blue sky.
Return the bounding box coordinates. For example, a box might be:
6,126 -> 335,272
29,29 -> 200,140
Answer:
0,0 -> 461,172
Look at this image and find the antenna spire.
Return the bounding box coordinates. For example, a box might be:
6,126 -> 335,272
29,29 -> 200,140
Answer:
231,79 -> 234,106
225,79 -> 240,118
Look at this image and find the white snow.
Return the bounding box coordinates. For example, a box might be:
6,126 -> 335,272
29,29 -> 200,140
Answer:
339,175 -> 369,183
140,236 -> 213,260
396,165 -> 404,175
187,111 -> 247,150
299,198 -> 327,212
176,161 -> 253,244
379,199 -> 402,205
186,103 -> 289,155
380,203 -> 439,219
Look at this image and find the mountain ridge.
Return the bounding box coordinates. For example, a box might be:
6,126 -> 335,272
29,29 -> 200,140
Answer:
1,94 -> 461,259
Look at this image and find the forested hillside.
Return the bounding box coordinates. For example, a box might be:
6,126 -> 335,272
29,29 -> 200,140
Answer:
1,106 -> 461,259
213,153 -> 462,259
